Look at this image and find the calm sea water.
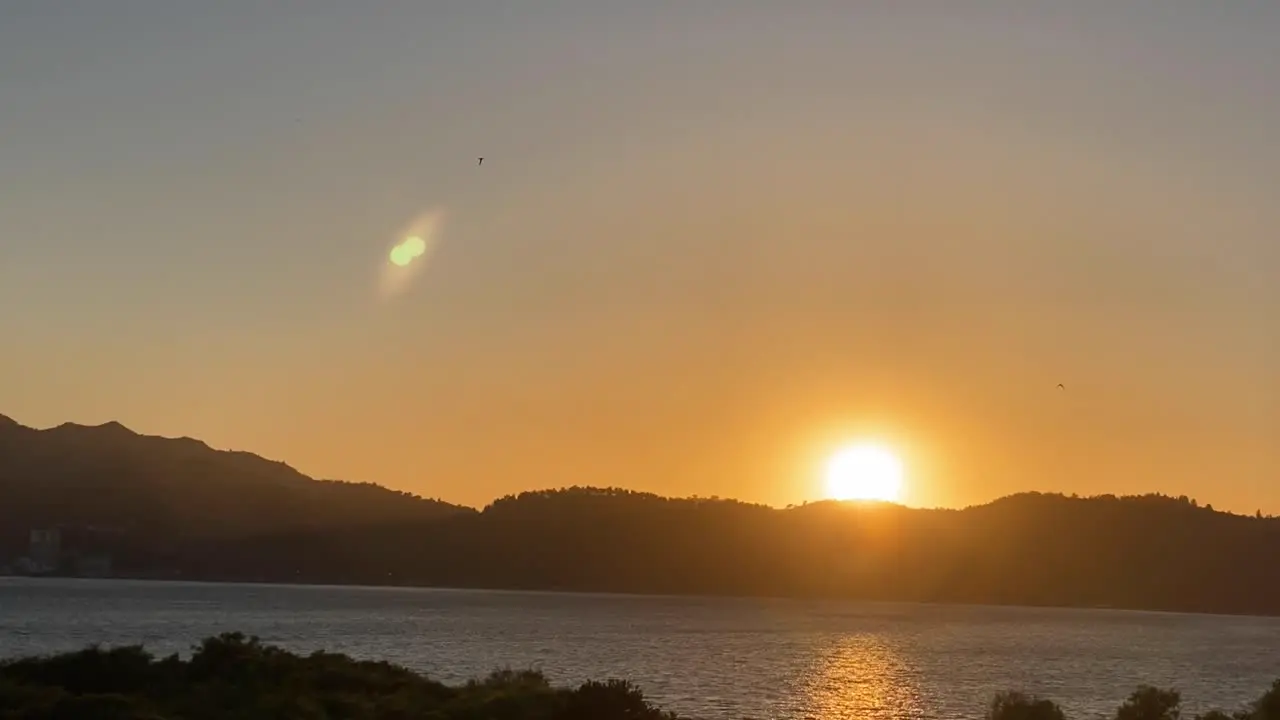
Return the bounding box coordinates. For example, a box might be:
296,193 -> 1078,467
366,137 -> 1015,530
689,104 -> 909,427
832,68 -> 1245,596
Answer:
1,578 -> 1278,719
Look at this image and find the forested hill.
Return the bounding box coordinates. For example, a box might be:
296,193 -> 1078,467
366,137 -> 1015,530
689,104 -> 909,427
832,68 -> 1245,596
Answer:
197,487 -> 1280,617
0,414 -> 471,552
5,413 -> 1279,616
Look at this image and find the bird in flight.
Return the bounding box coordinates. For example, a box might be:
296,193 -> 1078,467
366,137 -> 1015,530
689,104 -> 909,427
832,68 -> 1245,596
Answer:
478,157 -> 484,166
1057,383 -> 1065,390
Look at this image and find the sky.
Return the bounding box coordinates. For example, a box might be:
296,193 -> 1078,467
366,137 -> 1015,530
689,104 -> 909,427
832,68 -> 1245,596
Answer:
1,1 -> 1277,512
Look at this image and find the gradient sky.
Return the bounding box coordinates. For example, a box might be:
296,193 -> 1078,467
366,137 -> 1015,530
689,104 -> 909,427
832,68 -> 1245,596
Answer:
2,1 -> 1277,512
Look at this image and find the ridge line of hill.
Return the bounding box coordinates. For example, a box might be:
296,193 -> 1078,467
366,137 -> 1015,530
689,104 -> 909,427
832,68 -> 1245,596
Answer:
4,413 -> 1278,617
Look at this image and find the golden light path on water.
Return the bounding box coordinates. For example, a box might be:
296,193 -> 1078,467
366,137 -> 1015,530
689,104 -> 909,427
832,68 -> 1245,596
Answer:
799,635 -> 923,720
379,208 -> 445,300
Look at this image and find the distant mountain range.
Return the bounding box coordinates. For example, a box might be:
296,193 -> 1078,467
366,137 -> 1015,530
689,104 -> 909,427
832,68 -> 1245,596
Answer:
3,414 -> 1278,617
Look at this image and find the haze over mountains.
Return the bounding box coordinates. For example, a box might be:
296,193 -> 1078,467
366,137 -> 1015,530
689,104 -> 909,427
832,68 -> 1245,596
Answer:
3,415 -> 1279,617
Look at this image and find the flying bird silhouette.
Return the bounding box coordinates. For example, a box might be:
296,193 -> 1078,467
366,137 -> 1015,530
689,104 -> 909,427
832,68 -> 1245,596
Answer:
478,157 -> 483,166
1057,383 -> 1065,390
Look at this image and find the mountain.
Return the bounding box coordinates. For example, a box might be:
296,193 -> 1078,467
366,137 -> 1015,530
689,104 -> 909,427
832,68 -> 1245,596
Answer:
5,414 -> 1279,616
0,414 -> 471,555
195,488 -> 1280,616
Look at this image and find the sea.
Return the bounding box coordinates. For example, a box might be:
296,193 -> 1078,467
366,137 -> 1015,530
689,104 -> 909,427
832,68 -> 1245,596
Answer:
1,577 -> 1278,719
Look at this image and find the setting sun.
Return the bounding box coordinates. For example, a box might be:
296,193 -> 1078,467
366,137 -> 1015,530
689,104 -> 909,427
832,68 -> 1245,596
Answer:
824,443 -> 904,502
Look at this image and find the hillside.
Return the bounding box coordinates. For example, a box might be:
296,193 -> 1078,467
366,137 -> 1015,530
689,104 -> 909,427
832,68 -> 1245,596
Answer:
0,414 -> 470,557
5,415 -> 1280,616
196,488 -> 1280,616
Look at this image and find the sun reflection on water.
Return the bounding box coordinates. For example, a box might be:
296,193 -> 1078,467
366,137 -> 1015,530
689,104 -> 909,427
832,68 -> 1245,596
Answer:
799,634 -> 925,720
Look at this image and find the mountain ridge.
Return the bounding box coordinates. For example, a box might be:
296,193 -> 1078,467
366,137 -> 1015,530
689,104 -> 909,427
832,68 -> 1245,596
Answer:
4,414 -> 1278,617
0,413 -> 471,553
196,485 -> 1280,616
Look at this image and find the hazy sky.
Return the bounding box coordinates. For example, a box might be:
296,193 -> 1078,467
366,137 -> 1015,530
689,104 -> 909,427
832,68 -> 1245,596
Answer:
2,1 -> 1277,512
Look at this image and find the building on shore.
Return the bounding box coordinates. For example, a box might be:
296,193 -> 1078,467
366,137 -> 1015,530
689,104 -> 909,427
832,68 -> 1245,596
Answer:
28,528 -> 61,574
5,526 -> 115,578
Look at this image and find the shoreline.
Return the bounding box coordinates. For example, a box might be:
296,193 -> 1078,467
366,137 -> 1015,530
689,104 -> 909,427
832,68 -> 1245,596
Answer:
3,574 -> 1276,622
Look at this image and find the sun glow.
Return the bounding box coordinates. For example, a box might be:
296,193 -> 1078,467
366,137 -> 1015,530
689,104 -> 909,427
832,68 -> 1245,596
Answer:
824,443 -> 904,502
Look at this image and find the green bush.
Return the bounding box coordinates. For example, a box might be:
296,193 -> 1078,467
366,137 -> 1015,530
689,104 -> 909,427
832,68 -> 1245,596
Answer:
987,684 -> 1262,720
1115,687 -> 1181,720
988,691 -> 1067,720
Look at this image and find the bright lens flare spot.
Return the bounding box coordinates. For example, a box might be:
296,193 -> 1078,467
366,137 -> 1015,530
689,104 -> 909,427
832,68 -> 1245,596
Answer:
379,209 -> 444,300
824,444 -> 904,502
389,236 -> 426,267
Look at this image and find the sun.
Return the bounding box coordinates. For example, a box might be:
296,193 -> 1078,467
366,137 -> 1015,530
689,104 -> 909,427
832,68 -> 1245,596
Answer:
824,443 -> 904,502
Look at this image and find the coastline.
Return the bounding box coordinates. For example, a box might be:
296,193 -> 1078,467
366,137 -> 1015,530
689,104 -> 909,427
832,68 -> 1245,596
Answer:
1,574 -> 1274,622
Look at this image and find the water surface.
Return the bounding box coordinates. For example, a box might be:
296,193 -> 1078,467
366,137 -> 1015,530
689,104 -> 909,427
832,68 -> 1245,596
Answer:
2,578 -> 1277,719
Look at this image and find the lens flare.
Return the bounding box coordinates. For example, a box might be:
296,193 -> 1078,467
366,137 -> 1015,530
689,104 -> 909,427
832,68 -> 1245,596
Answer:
379,210 -> 444,299
389,236 -> 426,267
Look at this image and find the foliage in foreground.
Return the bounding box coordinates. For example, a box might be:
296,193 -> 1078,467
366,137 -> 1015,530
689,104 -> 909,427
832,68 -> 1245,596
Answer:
989,684 -> 1280,720
0,633 -> 676,720
7,636 -> 1280,720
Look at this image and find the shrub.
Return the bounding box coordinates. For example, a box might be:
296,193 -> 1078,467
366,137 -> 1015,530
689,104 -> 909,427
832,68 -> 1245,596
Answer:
987,690 -> 1067,720
1251,679 -> 1280,720
0,635 -> 679,720
1115,686 -> 1181,720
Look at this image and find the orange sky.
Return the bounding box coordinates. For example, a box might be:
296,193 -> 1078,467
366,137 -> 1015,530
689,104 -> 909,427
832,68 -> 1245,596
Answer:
1,4 -> 1276,513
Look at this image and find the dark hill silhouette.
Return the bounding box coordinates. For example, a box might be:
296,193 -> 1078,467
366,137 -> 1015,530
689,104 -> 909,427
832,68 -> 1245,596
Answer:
4,415 -> 1279,616
195,488 -> 1280,616
0,414 -> 471,557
